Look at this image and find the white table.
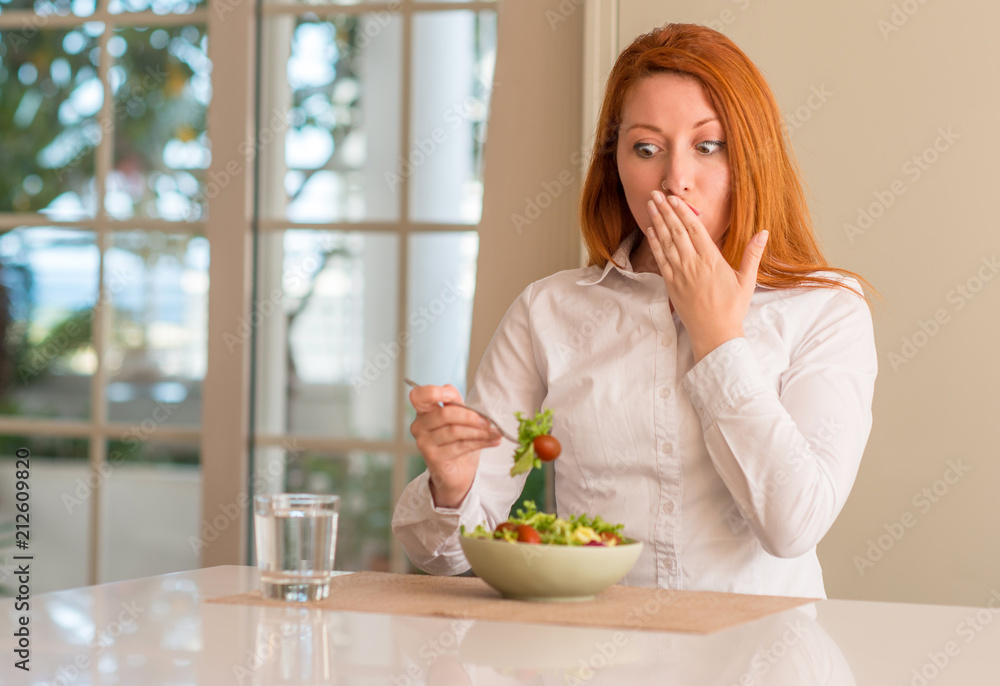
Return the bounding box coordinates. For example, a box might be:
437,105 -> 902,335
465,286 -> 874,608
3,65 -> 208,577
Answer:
2,565 -> 998,684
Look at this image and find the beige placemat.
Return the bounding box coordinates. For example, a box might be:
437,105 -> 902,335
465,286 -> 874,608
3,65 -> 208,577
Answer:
207,571 -> 815,634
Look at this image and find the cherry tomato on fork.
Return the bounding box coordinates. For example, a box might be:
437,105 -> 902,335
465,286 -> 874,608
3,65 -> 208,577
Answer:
533,435 -> 562,462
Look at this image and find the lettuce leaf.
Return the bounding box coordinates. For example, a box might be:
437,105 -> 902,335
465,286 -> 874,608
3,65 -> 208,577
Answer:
509,409 -> 554,477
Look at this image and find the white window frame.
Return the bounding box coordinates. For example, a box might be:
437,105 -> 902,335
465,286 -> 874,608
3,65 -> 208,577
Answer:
0,4 -> 211,584
204,0 -> 498,571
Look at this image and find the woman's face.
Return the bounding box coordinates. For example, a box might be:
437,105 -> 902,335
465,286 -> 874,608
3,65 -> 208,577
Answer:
616,72 -> 732,248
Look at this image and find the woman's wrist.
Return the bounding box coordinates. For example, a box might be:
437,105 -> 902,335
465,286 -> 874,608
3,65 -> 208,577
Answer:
428,474 -> 473,510
690,327 -> 745,364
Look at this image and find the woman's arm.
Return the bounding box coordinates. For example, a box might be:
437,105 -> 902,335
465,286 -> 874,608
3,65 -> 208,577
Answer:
392,283 -> 547,574
681,281 -> 877,558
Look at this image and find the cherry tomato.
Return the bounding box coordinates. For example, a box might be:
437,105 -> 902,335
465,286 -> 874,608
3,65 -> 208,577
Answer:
600,531 -> 622,546
516,524 -> 541,544
585,540 -> 606,547
494,521 -> 516,536
533,435 -> 561,462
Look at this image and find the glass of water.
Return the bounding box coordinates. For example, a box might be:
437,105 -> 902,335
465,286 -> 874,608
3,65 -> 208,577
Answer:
253,494 -> 340,601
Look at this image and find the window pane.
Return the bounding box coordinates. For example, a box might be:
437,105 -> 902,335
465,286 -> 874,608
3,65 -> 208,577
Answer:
0,28 -> 101,218
260,13 -> 401,222
108,25 -> 211,221
0,0 -> 96,13
0,438 -> 90,594
0,228 -> 97,420
404,231 -> 477,394
255,230 -> 398,440
409,10 -> 496,224
106,231 -> 208,427
109,435 -> 199,464
98,442 -> 201,583
107,0 -> 203,14
277,450 -> 393,572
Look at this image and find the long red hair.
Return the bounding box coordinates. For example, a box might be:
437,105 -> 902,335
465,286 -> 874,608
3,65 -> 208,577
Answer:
580,23 -> 876,304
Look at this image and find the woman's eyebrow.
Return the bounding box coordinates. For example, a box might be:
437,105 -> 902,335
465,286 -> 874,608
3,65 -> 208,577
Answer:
624,117 -> 719,134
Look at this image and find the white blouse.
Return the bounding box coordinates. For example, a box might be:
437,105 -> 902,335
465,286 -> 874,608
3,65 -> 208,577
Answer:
392,229 -> 878,598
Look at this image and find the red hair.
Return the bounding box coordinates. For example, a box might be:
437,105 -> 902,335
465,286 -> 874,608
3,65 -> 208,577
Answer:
580,23 -> 877,304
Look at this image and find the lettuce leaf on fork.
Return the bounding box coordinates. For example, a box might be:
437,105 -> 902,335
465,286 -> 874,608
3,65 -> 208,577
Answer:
509,409 -> 554,477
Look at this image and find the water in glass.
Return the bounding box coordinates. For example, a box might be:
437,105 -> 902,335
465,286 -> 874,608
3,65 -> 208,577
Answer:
254,494 -> 339,601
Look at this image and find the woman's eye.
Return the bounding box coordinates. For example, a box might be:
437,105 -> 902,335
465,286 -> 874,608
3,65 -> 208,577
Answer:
696,140 -> 726,155
633,143 -> 658,158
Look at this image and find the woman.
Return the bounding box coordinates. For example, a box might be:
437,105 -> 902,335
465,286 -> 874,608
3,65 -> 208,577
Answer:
392,24 -> 877,598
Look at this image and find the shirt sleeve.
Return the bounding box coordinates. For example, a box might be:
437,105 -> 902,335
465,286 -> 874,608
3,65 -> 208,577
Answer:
391,283 -> 547,575
681,280 -> 877,559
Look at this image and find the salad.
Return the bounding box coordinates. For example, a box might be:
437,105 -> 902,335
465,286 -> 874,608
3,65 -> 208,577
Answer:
462,501 -> 629,547
509,409 -> 561,476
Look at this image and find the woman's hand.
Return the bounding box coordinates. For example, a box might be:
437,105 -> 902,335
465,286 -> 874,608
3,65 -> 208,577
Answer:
410,383 -> 502,509
642,189 -> 769,362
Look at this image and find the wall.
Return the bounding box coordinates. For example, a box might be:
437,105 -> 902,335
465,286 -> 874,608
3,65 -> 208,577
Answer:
616,0 -> 1000,606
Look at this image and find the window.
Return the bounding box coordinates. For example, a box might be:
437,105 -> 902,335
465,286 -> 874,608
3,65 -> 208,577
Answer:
0,0 -> 497,589
250,0 -> 497,572
0,0 -> 210,591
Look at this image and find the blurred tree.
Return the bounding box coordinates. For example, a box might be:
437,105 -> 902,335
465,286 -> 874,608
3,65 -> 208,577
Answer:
0,22 -> 209,218
0,27 -> 99,213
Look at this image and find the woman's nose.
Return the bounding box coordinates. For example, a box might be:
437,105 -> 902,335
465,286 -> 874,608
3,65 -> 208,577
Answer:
660,156 -> 692,196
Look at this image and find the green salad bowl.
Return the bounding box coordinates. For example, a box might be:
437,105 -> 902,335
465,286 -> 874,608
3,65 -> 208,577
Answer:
459,536 -> 644,602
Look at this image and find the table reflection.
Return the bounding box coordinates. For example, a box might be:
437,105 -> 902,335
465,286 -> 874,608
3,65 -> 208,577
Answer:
24,572 -> 855,686
386,604 -> 856,686
243,607 -> 331,685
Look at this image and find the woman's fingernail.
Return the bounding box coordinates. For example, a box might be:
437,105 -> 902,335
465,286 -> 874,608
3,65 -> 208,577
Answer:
652,190 -> 664,203
668,196 -> 680,208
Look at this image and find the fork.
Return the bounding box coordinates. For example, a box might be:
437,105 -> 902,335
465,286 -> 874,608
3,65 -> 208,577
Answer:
403,378 -> 519,443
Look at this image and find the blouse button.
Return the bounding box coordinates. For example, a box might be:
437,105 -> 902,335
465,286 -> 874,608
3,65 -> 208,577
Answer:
658,387 -> 671,399
660,441 -> 673,455
659,336 -> 674,347
662,500 -> 675,514
663,557 -> 675,570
